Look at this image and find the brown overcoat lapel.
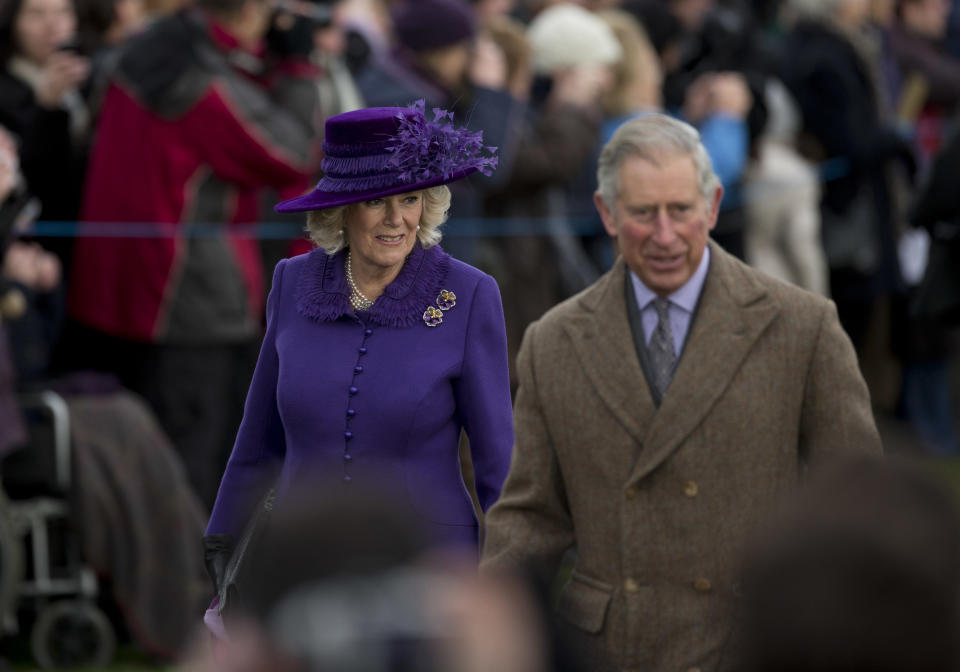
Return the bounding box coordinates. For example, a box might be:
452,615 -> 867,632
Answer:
563,242 -> 782,485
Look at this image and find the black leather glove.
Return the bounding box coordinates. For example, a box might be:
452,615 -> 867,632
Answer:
202,533 -> 234,599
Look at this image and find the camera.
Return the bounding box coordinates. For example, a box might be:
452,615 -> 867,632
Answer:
266,0 -> 334,58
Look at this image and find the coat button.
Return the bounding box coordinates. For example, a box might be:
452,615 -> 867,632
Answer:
343,475 -> 352,483
349,386 -> 358,395
684,481 -> 699,497
624,578 -> 640,593
347,408 -> 356,417
625,486 -> 638,500
693,578 -> 712,593
345,431 -> 353,440
344,454 -> 352,462
359,347 -> 368,355
364,328 -> 372,336
354,365 -> 363,373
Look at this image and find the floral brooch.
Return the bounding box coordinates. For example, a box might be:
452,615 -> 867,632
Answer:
423,289 -> 457,327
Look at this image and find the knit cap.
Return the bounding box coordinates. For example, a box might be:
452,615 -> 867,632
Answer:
527,2 -> 623,74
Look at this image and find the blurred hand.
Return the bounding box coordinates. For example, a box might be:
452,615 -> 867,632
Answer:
550,64 -> 613,109
469,35 -> 508,90
2,242 -> 61,292
708,71 -> 752,118
0,128 -> 18,202
36,51 -> 90,108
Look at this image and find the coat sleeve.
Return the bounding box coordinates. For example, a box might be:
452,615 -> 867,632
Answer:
481,320 -> 575,579
698,114 -> 748,192
799,299 -> 883,466
205,259 -> 288,537
183,68 -> 321,193
455,274 -> 514,513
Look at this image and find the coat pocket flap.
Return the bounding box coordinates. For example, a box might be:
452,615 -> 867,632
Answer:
557,571 -> 613,634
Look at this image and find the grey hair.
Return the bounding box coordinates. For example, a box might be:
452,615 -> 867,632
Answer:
305,186 -> 452,254
596,114 -> 720,211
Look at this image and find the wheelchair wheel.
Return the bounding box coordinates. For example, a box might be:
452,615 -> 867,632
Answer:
30,600 -> 115,669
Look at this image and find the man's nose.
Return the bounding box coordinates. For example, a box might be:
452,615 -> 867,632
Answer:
652,210 -> 678,245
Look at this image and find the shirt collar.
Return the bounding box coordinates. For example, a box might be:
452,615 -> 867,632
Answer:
630,244 -> 711,313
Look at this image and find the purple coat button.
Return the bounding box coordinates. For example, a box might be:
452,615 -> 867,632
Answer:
349,386 -> 358,395
344,454 -> 352,461
347,409 -> 356,417
359,347 -> 368,355
364,328 -> 372,336
354,365 -> 363,373
343,475 -> 352,483
345,431 -> 353,440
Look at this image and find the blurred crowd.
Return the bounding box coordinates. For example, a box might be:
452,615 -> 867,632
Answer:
2,0 -> 960,664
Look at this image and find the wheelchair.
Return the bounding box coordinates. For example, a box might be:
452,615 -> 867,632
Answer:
0,390 -> 116,668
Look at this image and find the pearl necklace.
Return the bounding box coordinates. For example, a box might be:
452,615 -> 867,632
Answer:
345,251 -> 375,312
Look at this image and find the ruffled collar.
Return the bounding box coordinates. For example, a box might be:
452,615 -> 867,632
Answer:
295,243 -> 451,327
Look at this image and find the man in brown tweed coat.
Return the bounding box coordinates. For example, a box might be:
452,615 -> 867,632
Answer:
481,114 -> 882,672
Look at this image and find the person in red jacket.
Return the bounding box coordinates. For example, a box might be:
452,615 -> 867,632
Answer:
67,0 -> 323,508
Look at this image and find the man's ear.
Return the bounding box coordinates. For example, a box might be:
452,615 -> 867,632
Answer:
706,183 -> 724,232
594,191 -> 618,238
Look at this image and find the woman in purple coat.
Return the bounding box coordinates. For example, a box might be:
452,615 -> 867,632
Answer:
202,103 -> 513,625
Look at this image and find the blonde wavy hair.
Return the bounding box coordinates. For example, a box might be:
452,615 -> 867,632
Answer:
305,186 -> 452,255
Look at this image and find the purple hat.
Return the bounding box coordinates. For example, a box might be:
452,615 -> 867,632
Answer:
275,101 -> 498,213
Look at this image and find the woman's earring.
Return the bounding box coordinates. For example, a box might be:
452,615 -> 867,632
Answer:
416,225 -> 421,231
338,228 -> 344,236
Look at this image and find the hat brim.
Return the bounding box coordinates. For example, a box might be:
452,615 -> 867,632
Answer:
274,167 -> 478,213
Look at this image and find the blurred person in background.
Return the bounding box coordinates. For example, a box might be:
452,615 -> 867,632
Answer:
264,0 -> 365,263
737,455 -> 960,672
900,110 -> 960,454
268,0 -> 363,122
483,114 -> 881,672
523,2 -> 621,284
354,0 -> 523,249
202,105 -> 513,640
335,0 -> 392,75
890,0 -> 960,163
481,6 -> 617,388
0,127 -> 29,463
0,0 -> 91,268
73,0 -> 148,113
64,0 -> 325,510
886,0 -> 960,456
0,125 -> 209,661
778,0 -> 916,412
741,79 -> 829,295
620,0 -> 686,77
656,0 -> 772,261
598,9 -> 753,202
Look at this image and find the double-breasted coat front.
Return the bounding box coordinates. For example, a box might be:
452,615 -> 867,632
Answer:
482,242 -> 882,672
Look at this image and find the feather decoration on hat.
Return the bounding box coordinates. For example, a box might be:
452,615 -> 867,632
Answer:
386,100 -> 498,184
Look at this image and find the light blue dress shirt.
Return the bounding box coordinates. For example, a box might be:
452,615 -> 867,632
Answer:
629,246 -> 711,358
